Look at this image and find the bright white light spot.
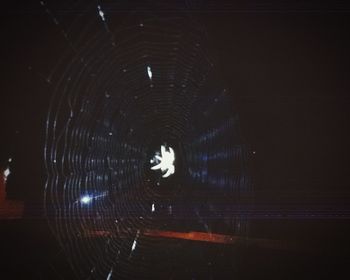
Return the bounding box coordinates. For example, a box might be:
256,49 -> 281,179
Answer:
80,195 -> 92,204
152,203 -> 155,212
97,5 -> 105,21
147,66 -> 152,80
131,239 -> 137,251
131,230 -> 140,254
150,145 -> 175,178
8,158 -> 12,163
3,167 -> 10,181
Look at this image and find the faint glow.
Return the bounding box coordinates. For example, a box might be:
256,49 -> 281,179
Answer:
147,66 -> 152,80
8,158 -> 12,163
80,195 -> 92,204
97,5 -> 105,21
150,145 -> 175,178
143,230 -> 238,244
3,167 -> 10,181
152,203 -> 155,212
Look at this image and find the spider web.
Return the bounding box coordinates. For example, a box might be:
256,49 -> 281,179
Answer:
43,1 -> 252,279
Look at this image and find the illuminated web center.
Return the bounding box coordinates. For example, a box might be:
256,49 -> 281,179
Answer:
150,145 -> 175,178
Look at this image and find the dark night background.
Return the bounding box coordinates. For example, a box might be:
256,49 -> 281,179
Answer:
1,0 -> 350,279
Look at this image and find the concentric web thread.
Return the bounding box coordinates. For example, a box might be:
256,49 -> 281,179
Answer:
44,3 -> 251,279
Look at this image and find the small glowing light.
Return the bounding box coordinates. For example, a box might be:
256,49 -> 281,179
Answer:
3,167 -> 10,181
150,145 -> 175,178
97,5 -> 105,21
131,239 -> 137,251
147,66 -> 152,80
8,158 -> 12,163
130,230 -> 140,256
80,192 -> 107,205
80,195 -> 92,204
152,203 -> 155,212
131,230 -> 140,253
